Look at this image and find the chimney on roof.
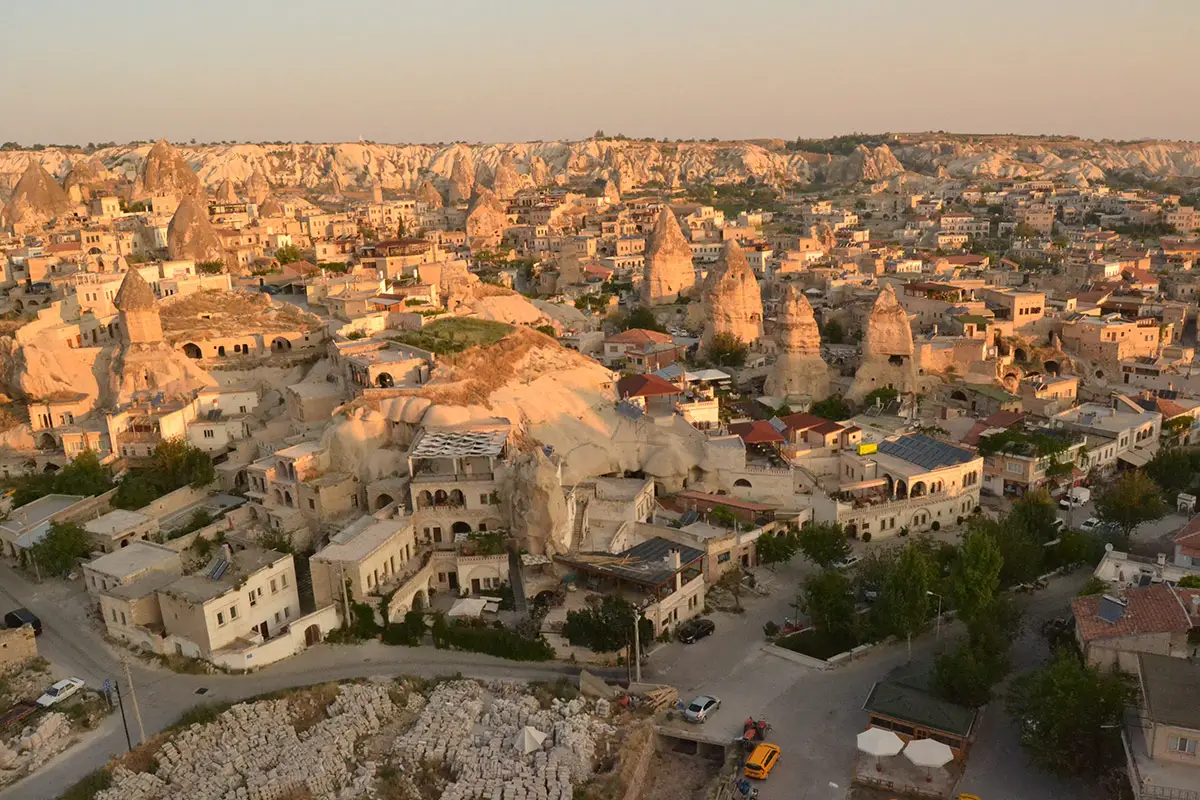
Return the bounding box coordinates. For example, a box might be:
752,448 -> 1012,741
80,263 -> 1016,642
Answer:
1157,552 -> 1167,567
221,543 -> 233,564
668,548 -> 682,592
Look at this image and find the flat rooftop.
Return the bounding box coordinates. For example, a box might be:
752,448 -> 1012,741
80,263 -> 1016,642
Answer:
315,517 -> 412,563
0,494 -> 87,535
84,509 -> 154,539
162,546 -> 286,604
87,541 -> 178,579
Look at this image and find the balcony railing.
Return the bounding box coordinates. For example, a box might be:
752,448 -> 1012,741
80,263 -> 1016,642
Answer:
411,471 -> 494,484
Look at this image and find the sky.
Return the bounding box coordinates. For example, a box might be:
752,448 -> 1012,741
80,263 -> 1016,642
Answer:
2,0 -> 1198,145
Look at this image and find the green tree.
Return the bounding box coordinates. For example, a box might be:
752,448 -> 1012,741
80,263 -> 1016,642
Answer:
1145,448 -> 1195,496
707,332 -> 749,367
876,543 -> 932,659
1008,489 -> 1059,543
618,306 -> 666,333
949,526 -> 1003,625
972,514 -> 1042,588
802,569 -> 857,640
52,451 -> 113,497
1094,470 -> 1165,539
716,567 -> 747,611
30,520 -> 93,577
1013,222 -> 1039,239
196,260 -> 225,275
822,318 -> 845,344
754,529 -> 799,569
1176,575 -> 1200,588
1162,415 -> 1195,446
1009,649 -> 1134,777
562,595 -> 651,652
936,639 -> 1008,707
274,244 -> 303,264
797,522 -> 851,569
810,396 -> 853,421
862,387 -> 899,409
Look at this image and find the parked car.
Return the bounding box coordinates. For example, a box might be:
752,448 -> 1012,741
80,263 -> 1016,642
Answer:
1058,487 -> 1090,509
683,694 -> 721,723
36,677 -> 85,708
677,618 -> 715,644
743,742 -> 781,780
1051,518 -> 1066,533
834,555 -> 862,570
4,608 -> 42,635
1080,517 -> 1102,531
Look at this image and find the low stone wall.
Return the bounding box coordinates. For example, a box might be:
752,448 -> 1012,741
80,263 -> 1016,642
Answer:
210,605 -> 340,671
0,625 -> 37,673
761,640 -> 878,671
142,484 -> 212,521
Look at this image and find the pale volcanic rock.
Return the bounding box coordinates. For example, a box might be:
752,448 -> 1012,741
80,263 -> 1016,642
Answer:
602,178 -> 621,203
167,196 -> 227,266
847,283 -> 918,402
490,154 -> 523,199
257,195 -> 285,218
448,153 -> 475,204
701,241 -> 763,348
1,160 -> 74,231
63,157 -> 114,201
764,284 -> 830,400
135,139 -> 204,200
640,206 -> 696,306
503,449 -> 571,556
465,188 -> 508,249
820,143 -> 906,184
416,179 -> 443,209
244,168 -> 270,205
214,178 -> 238,203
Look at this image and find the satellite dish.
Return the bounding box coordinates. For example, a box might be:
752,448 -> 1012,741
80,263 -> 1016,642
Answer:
1104,543 -> 1114,552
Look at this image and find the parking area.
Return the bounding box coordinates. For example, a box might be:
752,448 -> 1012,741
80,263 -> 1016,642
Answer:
644,562 -> 1092,800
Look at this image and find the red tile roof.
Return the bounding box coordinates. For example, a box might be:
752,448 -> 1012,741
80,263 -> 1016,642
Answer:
729,420 -> 785,445
1071,584 -> 1191,643
778,412 -> 826,432
605,328 -> 673,346
616,373 -> 680,399
809,420 -> 845,436
1174,520 -> 1200,558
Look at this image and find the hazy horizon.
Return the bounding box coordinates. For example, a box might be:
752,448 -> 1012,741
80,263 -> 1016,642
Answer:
3,0 -> 1198,144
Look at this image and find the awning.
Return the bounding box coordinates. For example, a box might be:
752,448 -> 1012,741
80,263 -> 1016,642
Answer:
1118,449 -> 1152,468
841,478 -> 888,492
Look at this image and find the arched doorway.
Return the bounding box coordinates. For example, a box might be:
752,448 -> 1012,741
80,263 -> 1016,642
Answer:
283,490 -> 293,507
272,337 -> 292,352
434,489 -> 449,506
896,479 -> 908,499
1043,360 -> 1060,376
375,372 -> 395,388
1014,347 -> 1028,362
911,481 -> 927,498
734,478 -> 752,488
845,523 -> 858,539
416,490 -> 432,509
448,489 -> 465,506
375,493 -> 394,511
304,624 -> 322,646
182,343 -> 202,359
43,462 -> 59,473
37,432 -> 56,450
950,389 -> 968,402
217,345 -> 226,357
451,521 -> 472,535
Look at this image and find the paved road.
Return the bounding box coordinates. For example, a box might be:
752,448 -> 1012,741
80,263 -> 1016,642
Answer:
0,564 -> 621,800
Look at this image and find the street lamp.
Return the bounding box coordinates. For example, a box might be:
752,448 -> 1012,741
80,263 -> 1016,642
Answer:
927,590 -> 943,641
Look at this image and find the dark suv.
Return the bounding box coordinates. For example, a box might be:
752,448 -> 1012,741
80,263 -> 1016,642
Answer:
677,618 -> 715,644
4,608 -> 42,636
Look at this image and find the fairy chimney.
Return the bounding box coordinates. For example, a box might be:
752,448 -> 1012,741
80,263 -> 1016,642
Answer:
465,188 -> 508,250
215,178 -> 238,204
847,283 -> 918,402
764,284 -> 830,400
245,168 -> 270,205
448,153 -> 475,205
114,268 -> 163,345
167,196 -> 227,266
0,160 -> 74,232
416,179 -> 444,209
136,139 -> 203,201
640,206 -> 696,306
701,241 -> 763,348
491,154 -> 522,200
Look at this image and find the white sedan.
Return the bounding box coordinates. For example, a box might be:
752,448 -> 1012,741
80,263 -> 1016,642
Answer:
36,677 -> 86,707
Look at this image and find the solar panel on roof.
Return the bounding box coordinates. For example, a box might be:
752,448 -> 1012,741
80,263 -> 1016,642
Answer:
679,509 -> 699,526
616,401 -> 644,420
1098,595 -> 1127,624
878,434 -> 973,471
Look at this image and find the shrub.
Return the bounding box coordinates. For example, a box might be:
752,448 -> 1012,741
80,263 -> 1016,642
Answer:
59,768 -> 112,800
382,611 -> 427,646
957,516 -> 965,525
931,520 -> 941,531
861,532 -> 872,543
762,620 -> 780,638
431,615 -> 554,661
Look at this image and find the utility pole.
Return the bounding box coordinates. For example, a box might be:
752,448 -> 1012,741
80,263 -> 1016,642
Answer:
121,656 -> 146,745
339,562 -> 351,624
633,615 -> 642,684
114,681 -> 133,752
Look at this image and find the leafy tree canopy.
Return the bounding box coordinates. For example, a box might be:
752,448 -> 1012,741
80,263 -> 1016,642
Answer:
31,520 -> 93,577
1094,470 -> 1165,539
797,522 -> 850,569
707,332 -> 749,367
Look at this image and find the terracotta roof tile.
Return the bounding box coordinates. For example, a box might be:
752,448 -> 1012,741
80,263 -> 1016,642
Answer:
1071,584 -> 1191,643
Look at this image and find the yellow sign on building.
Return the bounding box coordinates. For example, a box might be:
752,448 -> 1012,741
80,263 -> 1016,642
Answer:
857,443 -> 878,456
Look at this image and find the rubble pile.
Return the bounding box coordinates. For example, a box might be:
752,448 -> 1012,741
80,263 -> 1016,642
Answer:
392,680 -> 614,800
0,713 -> 72,784
95,683 -> 398,800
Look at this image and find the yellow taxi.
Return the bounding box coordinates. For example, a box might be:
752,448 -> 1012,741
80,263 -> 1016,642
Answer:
743,742 -> 781,780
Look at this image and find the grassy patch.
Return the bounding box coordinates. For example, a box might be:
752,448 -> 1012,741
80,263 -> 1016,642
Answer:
530,677 -> 581,709
775,629 -> 860,661
58,768 -> 112,800
389,317 -> 513,356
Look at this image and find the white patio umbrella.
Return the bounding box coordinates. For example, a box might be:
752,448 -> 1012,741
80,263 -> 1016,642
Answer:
857,727 -> 904,773
903,738 -> 954,768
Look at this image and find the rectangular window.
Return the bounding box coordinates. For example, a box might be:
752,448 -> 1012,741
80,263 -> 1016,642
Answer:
203,429 -> 215,439
481,494 -> 489,505
717,552 -> 731,564
308,498 -> 316,510
270,579 -> 278,593
281,574 -> 288,588
1168,736 -> 1197,755
274,611 -> 281,624
249,591 -> 257,607
284,606 -> 291,619
217,612 -> 226,626
229,605 -> 238,619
